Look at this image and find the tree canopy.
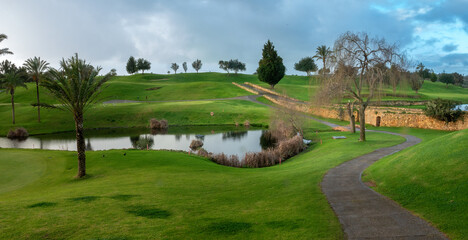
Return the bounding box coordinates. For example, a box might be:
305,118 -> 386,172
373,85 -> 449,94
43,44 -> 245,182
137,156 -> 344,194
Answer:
219,59 -> 246,74
126,56 -> 137,74
171,63 -> 179,74
257,40 -> 285,88
0,34 -> 13,56
42,54 -> 112,178
294,57 -> 317,76
137,58 -> 151,74
192,59 -> 202,73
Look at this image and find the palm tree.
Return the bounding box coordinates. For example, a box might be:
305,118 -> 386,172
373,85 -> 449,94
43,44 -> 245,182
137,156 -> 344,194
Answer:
24,57 -> 49,122
0,65 -> 27,124
0,34 -> 13,56
314,45 -> 332,76
42,54 -> 111,178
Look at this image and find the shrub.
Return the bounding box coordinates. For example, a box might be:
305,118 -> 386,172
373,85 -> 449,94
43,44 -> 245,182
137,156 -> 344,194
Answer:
7,127 -> 29,140
210,153 -> 241,167
424,98 -> 464,123
150,118 -> 168,129
244,120 -> 250,127
244,149 -> 278,168
189,139 -> 204,150
159,119 -> 168,129
197,148 -> 210,158
277,135 -> 305,159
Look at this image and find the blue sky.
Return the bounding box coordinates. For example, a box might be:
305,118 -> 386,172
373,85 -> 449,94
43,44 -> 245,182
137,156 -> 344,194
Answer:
0,0 -> 467,75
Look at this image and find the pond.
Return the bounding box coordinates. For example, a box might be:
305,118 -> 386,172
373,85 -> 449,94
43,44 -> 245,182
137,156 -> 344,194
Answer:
0,126 -> 273,157
454,104 -> 468,111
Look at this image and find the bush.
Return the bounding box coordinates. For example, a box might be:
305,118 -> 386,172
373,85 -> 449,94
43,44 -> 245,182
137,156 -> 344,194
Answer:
150,118 -> 168,129
189,139 -> 204,150
197,148 -> 210,158
277,135 -> 306,159
244,149 -> 278,168
244,120 -> 250,127
7,127 -> 29,140
210,153 -> 241,167
424,98 -> 464,123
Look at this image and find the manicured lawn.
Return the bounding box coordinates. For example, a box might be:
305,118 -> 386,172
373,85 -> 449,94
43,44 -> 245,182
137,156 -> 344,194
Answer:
0,129 -> 405,239
363,128 -> 468,240
0,100 -> 273,135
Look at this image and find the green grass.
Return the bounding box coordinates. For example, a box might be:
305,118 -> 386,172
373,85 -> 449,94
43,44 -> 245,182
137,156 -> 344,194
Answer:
363,128 -> 468,240
0,100 -> 271,135
0,130 -> 405,239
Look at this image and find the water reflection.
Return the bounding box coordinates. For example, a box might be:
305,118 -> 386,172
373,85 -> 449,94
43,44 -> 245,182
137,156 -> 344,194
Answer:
222,131 -> 248,141
0,127 -> 266,157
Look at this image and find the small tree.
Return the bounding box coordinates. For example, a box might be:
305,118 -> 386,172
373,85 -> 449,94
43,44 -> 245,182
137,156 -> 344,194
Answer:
453,72 -> 464,86
24,57 -> 49,123
439,72 -> 454,87
219,60 -> 230,74
416,63 -> 431,79
331,31 -> 399,141
182,62 -> 187,73
430,72 -> 437,82
294,57 -> 317,76
192,59 -> 202,73
126,56 -> 137,74
110,68 -> 117,76
229,59 -> 246,74
257,40 -> 285,89
408,72 -> 423,94
0,62 -> 27,124
424,98 -> 464,123
171,63 -> 179,74
42,54 -> 111,178
137,58 -> 151,74
314,45 -> 333,77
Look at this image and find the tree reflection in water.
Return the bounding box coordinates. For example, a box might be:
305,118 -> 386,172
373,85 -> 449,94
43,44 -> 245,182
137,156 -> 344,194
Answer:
130,135 -> 154,150
222,131 -> 248,141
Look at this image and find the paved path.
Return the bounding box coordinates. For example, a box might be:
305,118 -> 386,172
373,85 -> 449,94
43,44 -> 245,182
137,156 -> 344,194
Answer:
237,83 -> 448,239
321,132 -> 447,239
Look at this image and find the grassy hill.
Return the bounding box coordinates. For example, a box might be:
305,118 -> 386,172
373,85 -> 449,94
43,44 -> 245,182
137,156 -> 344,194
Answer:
363,128 -> 468,240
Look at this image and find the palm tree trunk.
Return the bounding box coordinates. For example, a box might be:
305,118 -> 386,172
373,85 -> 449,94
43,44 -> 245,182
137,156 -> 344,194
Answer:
36,79 -> 41,122
74,113 -> 86,178
359,104 -> 366,141
11,93 -> 15,124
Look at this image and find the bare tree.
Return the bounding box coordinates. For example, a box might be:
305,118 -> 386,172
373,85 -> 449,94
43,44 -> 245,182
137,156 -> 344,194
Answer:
332,31 -> 399,141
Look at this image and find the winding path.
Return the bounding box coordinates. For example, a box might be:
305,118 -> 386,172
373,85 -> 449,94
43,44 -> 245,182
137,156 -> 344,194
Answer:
238,84 -> 448,239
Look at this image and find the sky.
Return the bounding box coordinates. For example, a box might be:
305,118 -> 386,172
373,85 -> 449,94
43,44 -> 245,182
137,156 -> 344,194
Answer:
0,0 -> 467,75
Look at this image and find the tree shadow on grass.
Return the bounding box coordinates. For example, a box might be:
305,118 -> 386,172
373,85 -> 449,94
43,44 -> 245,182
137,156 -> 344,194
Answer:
126,205 -> 170,219
68,196 -> 101,202
108,194 -> 139,201
26,202 -> 57,208
204,221 -> 253,235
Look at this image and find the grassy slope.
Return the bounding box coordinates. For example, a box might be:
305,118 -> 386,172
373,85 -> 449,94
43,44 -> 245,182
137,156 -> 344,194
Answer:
0,130 -> 405,240
250,75 -> 468,103
363,128 -> 468,240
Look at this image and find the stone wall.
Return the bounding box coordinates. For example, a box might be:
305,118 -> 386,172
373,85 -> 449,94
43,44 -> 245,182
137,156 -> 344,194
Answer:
248,83 -> 468,131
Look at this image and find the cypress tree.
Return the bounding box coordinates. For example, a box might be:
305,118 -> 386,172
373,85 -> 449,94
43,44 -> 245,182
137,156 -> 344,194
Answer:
257,40 -> 285,88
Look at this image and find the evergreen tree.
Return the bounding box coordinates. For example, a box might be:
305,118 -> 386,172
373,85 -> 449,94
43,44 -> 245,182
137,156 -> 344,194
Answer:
257,40 -> 285,88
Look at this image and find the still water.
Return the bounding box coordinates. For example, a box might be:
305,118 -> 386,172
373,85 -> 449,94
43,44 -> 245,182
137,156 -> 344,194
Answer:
454,104 -> 468,111
0,127 -> 269,157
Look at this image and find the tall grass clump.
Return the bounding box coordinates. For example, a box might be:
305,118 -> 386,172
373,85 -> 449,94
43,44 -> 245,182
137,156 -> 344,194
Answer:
6,127 -> 29,140
149,118 -> 168,129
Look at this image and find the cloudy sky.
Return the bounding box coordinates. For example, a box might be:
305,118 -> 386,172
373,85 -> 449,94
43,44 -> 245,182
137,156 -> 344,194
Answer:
1,0 -> 467,75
